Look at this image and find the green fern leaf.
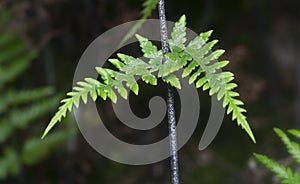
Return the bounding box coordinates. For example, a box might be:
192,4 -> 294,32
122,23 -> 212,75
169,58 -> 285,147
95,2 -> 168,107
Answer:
184,48 -> 255,142
158,52 -> 188,77
168,15 -> 255,142
0,148 -> 18,179
22,128 -> 76,165
43,14 -> 255,144
182,61 -> 198,78
254,153 -> 300,184
0,11 -> 72,179
288,129 -> 300,139
0,34 -> 27,64
0,123 -> 13,144
168,14 -> 186,52
0,51 -> 36,89
136,34 -> 162,59
8,96 -> 59,129
274,128 -> 300,163
8,87 -> 55,105
162,74 -> 181,89
42,98 -> 73,139
43,34 -> 164,137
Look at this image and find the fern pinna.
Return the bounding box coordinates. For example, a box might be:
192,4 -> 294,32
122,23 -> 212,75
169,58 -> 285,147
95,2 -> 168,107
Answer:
254,128 -> 300,184
43,14 -> 255,143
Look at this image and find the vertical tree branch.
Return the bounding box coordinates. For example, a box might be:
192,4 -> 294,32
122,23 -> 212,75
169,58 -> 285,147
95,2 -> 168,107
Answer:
158,1 -> 179,184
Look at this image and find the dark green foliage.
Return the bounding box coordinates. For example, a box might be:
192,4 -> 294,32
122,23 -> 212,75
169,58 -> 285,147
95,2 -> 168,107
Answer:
43,14 -> 255,143
22,129 -> 75,165
0,12 -> 74,180
254,128 -> 300,184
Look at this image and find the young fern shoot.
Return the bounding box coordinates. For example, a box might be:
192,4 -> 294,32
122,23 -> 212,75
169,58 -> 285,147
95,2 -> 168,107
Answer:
42,15 -> 255,143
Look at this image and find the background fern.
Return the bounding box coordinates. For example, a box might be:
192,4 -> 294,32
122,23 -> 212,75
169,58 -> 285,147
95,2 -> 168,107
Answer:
254,128 -> 300,184
0,11 -> 75,180
43,14 -> 255,143
119,0 -> 158,46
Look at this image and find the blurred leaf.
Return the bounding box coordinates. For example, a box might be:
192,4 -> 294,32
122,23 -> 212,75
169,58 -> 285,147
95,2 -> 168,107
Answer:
0,10 -> 73,180
0,148 -> 19,179
254,153 -> 300,184
22,128 -> 76,165
274,128 -> 300,163
119,0 -> 158,47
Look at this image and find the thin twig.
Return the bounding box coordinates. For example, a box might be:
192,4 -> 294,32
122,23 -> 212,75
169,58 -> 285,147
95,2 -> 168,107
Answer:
157,0 -> 179,184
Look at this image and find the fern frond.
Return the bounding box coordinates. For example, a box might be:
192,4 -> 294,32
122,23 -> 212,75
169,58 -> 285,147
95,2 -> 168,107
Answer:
0,96 -> 60,143
0,87 -> 54,115
0,31 -> 38,89
168,15 -> 255,142
274,128 -> 300,163
186,47 -> 254,141
9,96 -> 60,128
22,127 -> 76,165
0,148 -> 18,179
42,36 -> 164,138
42,98 -> 73,139
0,10 -> 73,179
8,87 -> 55,105
43,14 -> 255,143
254,153 -> 300,184
0,123 -> 13,144
0,32 -> 28,64
42,79 -> 101,139
141,0 -> 159,16
0,51 -> 36,89
0,93 -> 10,115
119,0 -> 158,46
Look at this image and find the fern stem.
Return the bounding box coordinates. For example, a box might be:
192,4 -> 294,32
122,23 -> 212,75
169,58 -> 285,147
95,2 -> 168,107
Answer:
158,0 -> 169,54
158,0 -> 179,184
166,86 -> 179,184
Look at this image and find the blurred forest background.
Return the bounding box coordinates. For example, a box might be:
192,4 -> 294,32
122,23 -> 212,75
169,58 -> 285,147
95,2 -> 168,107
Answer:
0,0 -> 300,183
